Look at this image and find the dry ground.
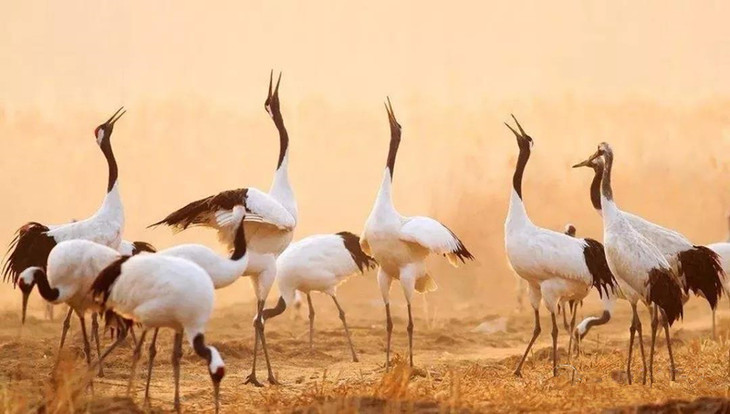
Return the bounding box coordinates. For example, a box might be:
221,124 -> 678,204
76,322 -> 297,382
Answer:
2,294 -> 730,413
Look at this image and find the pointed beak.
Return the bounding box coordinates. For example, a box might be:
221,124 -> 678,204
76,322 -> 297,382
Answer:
105,106 -> 126,126
572,150 -> 602,168
267,69 -> 274,101
274,72 -> 282,98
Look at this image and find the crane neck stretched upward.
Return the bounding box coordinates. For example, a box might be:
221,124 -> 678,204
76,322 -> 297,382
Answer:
512,141 -> 530,199
100,138 -> 118,193
506,142 -> 532,227
599,148 -> 622,220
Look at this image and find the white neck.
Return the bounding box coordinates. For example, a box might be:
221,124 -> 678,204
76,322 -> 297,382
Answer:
95,182 -> 124,222
213,257 -> 249,289
372,169 -> 398,217
269,153 -> 297,221
505,189 -> 531,229
600,195 -> 621,225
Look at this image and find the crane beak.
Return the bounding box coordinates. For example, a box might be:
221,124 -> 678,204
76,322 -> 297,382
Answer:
213,381 -> 221,414
572,150 -> 602,168
21,291 -> 29,324
18,280 -> 34,325
105,106 -> 126,126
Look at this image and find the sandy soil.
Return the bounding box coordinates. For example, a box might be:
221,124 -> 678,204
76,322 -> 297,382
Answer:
3,289 -> 730,413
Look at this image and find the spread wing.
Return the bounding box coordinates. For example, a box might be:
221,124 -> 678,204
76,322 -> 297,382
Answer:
149,187 -> 295,233
399,216 -> 474,266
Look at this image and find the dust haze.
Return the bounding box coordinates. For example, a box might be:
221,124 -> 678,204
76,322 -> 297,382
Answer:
2,1 -> 730,319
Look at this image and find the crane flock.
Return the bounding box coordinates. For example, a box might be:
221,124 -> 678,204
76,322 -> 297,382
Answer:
3,73 -> 728,411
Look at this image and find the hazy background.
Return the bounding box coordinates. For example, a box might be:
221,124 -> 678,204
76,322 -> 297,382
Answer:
2,1 -> 730,317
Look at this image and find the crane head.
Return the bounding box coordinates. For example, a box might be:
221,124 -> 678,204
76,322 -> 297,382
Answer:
95,106 -> 126,146
385,97 -> 402,142
504,114 -> 533,150
265,70 -> 283,120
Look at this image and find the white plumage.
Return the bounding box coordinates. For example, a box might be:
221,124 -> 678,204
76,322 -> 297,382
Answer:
264,231 -> 376,362
91,254 -> 224,413
3,108 -> 128,321
582,142 -> 684,385
148,73 -> 295,386
503,115 -> 615,377
158,206 -> 249,289
360,99 -> 473,370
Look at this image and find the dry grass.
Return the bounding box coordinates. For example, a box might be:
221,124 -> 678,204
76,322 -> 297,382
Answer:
3,299 -> 730,413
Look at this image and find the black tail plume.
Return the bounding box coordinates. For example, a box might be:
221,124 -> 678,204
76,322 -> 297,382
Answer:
91,255 -> 131,306
678,246 -> 725,309
582,238 -> 617,298
2,222 -> 55,285
648,267 -> 684,325
337,231 -> 377,272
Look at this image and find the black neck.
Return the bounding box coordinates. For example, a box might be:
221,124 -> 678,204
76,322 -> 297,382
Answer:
386,137 -> 401,180
512,144 -> 531,199
262,296 -> 287,320
590,164 -> 603,210
273,114 -> 288,170
34,269 -> 60,302
230,223 -> 247,261
101,140 -> 118,193
193,333 -> 211,363
601,150 -> 614,201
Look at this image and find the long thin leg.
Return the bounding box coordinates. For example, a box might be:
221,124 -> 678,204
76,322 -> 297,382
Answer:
407,303 -> 415,367
257,300 -> 278,385
385,303 -> 393,371
128,325 -> 138,349
144,328 -> 159,406
514,309 -> 541,377
307,293 -> 315,351
91,313 -> 104,377
662,310 -> 677,381
648,305 -> 659,385
127,330 -> 148,396
562,304 -> 569,331
79,315 -> 94,392
172,332 -> 183,413
53,307 -> 74,371
627,310 -> 636,385
634,304 -> 648,385
567,304 -> 577,362
244,301 -> 263,387
551,312 -> 558,377
332,296 -> 358,362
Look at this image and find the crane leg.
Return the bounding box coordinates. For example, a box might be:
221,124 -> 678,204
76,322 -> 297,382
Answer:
127,330 -> 148,396
78,315 -> 94,392
514,309 -> 541,377
648,305 -> 659,385
172,332 -> 183,413
144,328 -> 159,406
407,302 -> 415,368
307,293 -> 315,351
53,307 -> 74,372
257,300 -> 279,385
661,310 -> 676,381
91,313 -> 104,377
567,305 -> 577,363
551,312 -> 559,377
244,301 -> 264,387
332,296 -> 358,362
385,303 -> 393,371
633,303 -> 648,385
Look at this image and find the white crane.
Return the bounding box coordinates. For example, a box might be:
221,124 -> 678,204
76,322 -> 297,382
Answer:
360,99 -> 474,370
3,108 -> 127,320
578,142 -> 684,384
16,238 -> 154,377
572,155 -> 724,340
136,206 -> 248,393
503,115 -> 616,377
148,73 -> 296,386
90,254 -> 224,413
262,231 -> 377,362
